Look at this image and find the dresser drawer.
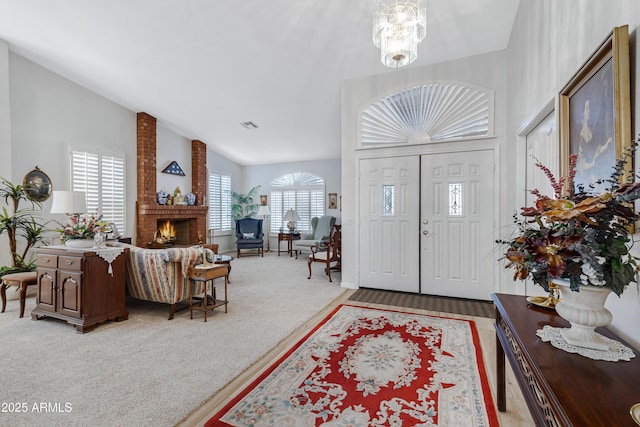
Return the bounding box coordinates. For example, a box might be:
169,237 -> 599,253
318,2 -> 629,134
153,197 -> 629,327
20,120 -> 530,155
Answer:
58,256 -> 83,271
36,254 -> 58,268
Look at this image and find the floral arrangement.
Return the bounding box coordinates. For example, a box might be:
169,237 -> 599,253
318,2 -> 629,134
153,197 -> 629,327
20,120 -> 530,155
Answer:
57,212 -> 109,242
498,145 -> 640,296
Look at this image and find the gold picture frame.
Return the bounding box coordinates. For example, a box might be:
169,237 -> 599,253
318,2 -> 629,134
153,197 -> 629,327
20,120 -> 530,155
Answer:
559,25 -> 631,192
260,195 -> 267,206
328,193 -> 337,210
23,166 -> 52,202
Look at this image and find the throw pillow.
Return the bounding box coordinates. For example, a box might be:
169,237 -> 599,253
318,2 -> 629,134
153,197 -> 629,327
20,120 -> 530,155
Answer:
243,233 -> 255,239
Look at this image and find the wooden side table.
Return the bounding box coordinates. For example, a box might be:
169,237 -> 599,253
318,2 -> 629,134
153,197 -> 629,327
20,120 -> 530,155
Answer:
214,255 -> 234,282
493,293 -> 640,426
278,232 -> 300,257
188,264 -> 229,322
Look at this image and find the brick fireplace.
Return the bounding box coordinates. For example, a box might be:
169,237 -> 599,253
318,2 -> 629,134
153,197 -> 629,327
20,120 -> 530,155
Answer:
136,112 -> 208,246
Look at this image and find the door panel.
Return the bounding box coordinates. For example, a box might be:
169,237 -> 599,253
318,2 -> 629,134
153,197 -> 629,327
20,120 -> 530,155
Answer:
58,271 -> 82,318
37,269 -> 56,313
359,156 -> 420,292
420,150 -> 495,300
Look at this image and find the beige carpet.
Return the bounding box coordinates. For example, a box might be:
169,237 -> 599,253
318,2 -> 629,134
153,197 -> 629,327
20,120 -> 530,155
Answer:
0,252 -> 346,427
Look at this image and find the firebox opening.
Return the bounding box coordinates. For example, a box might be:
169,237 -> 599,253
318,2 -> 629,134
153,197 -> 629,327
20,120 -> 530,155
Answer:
156,220 -> 190,246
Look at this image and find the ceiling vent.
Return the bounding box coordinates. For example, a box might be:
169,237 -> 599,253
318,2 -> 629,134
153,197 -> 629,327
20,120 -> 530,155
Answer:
240,121 -> 258,129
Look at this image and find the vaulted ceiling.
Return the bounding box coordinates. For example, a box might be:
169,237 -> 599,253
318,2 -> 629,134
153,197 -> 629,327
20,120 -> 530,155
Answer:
0,0 -> 519,165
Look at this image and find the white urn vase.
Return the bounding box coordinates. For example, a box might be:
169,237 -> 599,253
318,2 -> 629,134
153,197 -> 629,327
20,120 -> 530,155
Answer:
65,238 -> 94,248
553,278 -> 613,351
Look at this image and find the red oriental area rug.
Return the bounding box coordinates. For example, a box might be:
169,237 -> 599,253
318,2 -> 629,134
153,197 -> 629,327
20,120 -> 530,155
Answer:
206,304 -> 498,426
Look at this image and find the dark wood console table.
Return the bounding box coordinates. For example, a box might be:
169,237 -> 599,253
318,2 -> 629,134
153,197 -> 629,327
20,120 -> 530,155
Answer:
32,247 -> 129,333
493,293 -> 640,426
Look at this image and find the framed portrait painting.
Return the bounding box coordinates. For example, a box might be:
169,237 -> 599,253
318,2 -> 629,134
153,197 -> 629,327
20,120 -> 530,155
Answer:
260,195 -> 267,206
559,25 -> 631,193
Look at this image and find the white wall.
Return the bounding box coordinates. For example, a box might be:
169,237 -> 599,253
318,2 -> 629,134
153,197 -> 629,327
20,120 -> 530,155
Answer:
156,123 -> 192,197
506,0 -> 640,346
341,50 -> 508,290
207,148 -> 243,253
0,40 -> 12,266
7,53 -> 137,245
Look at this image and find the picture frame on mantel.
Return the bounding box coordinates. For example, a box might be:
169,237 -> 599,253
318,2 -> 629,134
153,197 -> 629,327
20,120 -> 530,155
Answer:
559,25 -> 631,194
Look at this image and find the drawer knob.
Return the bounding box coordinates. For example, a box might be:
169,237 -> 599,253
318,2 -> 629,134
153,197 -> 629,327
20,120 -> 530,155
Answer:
43,257 -> 50,263
65,260 -> 73,265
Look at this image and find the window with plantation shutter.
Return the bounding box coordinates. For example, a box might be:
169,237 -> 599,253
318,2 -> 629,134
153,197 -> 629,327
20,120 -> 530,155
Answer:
269,172 -> 325,234
208,172 -> 232,233
71,150 -> 126,235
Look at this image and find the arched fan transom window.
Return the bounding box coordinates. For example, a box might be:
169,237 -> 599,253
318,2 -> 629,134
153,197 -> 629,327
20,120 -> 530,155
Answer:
361,82 -> 494,146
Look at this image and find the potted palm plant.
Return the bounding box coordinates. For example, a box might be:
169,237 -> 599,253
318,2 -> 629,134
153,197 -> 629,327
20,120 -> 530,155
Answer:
230,185 -> 261,220
0,177 -> 49,277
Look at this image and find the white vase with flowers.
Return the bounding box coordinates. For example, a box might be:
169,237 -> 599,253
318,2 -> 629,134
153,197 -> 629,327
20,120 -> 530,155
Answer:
498,141 -> 640,351
56,212 -> 110,248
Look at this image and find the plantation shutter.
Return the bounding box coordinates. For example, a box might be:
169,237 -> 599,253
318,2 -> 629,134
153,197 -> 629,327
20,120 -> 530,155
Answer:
101,155 -> 125,234
72,151 -> 100,213
269,192 -> 283,233
296,191 -> 310,232
71,150 -> 126,234
310,190 -> 324,219
208,172 -> 231,232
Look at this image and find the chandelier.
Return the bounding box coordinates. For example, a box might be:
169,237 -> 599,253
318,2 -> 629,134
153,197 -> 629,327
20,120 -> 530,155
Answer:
373,0 -> 426,68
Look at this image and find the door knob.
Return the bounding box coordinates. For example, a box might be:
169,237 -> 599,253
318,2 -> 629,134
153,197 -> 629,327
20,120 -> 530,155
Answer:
422,219 -> 429,225
422,230 -> 429,235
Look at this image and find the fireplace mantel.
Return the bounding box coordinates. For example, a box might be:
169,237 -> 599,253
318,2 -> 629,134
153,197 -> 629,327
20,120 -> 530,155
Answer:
137,204 -> 208,216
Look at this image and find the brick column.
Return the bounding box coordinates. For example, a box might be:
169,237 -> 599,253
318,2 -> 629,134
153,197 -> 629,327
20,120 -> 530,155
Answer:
191,140 -> 208,243
137,112 -> 157,204
191,140 -> 207,205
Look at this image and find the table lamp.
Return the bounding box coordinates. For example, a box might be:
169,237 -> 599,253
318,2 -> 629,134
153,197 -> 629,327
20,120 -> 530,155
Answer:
50,190 -> 87,215
283,209 -> 300,233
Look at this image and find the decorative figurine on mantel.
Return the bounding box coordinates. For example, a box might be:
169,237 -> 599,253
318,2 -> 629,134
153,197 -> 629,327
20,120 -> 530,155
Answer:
173,186 -> 186,205
156,189 -> 168,205
185,192 -> 196,206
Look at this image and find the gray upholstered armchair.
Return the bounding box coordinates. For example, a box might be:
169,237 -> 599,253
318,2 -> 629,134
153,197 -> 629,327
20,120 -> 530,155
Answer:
235,218 -> 264,257
293,215 -> 336,258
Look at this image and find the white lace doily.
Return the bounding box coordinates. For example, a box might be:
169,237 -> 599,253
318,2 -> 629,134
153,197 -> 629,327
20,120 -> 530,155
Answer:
95,247 -> 125,276
537,325 -> 636,362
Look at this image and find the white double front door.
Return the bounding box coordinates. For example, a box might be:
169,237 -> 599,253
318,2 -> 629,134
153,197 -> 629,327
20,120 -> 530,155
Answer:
358,149 -> 495,300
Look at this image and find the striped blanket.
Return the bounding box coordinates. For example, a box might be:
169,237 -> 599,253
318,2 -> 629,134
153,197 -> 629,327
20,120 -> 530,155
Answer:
124,245 -> 214,304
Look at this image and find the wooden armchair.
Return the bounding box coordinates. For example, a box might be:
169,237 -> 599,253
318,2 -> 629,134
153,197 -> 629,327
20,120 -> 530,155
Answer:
307,224 -> 341,282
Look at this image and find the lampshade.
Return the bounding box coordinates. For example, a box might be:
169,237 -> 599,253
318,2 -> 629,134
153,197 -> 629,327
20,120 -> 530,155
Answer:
283,209 -> 300,222
257,205 -> 270,216
373,0 -> 426,68
50,190 -> 87,214
283,209 -> 300,233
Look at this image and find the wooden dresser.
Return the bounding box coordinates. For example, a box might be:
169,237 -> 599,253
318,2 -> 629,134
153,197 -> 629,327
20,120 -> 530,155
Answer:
493,293 -> 640,426
32,247 -> 129,333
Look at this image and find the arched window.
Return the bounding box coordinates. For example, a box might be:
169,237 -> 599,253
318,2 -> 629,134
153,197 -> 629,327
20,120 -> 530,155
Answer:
269,172 -> 325,233
360,82 -> 493,146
